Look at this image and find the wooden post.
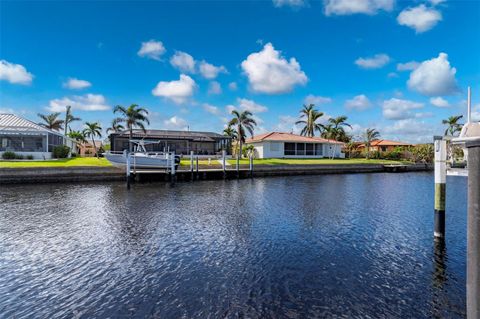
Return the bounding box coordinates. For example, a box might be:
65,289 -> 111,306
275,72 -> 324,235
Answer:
434,137 -> 447,240
466,139 -> 480,318
222,150 -> 226,179
190,151 -> 194,181
126,152 -> 131,190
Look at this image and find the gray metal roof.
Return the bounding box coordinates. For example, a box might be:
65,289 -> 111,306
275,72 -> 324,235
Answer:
111,129 -> 230,141
0,113 -> 61,135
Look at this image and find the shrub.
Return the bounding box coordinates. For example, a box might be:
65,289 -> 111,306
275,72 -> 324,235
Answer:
2,151 -> 16,160
70,153 -> 77,158
26,155 -> 34,160
15,154 -> 24,159
52,145 -> 70,158
383,150 -> 402,160
407,144 -> 434,163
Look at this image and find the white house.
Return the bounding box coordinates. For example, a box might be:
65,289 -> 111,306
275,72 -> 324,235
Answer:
245,132 -> 345,159
0,113 -> 76,159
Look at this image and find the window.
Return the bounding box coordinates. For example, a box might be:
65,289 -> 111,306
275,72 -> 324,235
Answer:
315,144 -> 323,155
306,143 -> 314,155
296,143 -> 305,155
284,143 -> 295,155
270,142 -> 279,152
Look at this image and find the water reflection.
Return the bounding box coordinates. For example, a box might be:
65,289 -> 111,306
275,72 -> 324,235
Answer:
0,173 -> 467,318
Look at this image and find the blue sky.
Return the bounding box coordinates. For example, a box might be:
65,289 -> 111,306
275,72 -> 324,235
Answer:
1,0 -> 479,142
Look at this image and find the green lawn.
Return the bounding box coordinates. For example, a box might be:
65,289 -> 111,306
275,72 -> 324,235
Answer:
179,158 -> 407,166
0,157 -> 112,168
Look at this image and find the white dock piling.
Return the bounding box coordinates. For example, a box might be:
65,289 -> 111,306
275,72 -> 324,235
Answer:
434,137 -> 447,240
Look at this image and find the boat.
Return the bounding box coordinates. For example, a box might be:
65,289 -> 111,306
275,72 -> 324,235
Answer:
104,140 -> 180,169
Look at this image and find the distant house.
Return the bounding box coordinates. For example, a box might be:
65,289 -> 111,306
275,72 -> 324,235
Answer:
245,132 -> 345,159
357,140 -> 412,152
109,129 -> 231,155
78,140 -> 103,157
0,113 -> 75,159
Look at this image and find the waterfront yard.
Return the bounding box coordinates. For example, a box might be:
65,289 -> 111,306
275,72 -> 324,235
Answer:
0,157 -> 112,168
180,158 -> 407,166
0,157 -> 408,168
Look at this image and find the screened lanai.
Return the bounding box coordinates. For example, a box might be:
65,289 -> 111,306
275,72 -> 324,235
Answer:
0,113 -> 68,158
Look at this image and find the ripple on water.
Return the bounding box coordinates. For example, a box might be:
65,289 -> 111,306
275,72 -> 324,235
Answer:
0,173 -> 467,318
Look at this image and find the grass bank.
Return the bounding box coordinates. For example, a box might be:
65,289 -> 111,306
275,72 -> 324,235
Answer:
0,157 -> 112,168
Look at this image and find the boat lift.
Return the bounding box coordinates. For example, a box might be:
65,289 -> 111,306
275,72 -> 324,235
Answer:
434,86 -> 480,318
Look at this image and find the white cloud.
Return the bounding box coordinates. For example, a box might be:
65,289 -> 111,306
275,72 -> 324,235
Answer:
202,103 -> 220,115
170,51 -> 196,73
383,119 -> 436,143
225,104 -> 236,114
304,94 -> 332,105
237,98 -> 268,113
208,81 -> 222,95
241,43 -> 307,94
407,53 -> 458,96
430,96 -> 450,108
48,94 -> 110,112
199,61 -> 227,79
472,104 -> 480,122
163,116 -> 188,130
137,40 -> 166,60
273,115 -> 301,134
152,74 -> 196,104
345,94 -> 372,111
0,60 -> 33,85
429,0 -> 446,5
273,0 -> 306,8
382,98 -> 424,120
0,107 -> 15,114
355,54 -> 390,69
324,0 -> 394,16
397,5 -> 442,33
397,61 -> 419,71
63,78 -> 91,90
388,72 -> 399,78
228,82 -> 238,91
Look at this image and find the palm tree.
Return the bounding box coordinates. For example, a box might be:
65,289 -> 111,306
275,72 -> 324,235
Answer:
328,115 -> 351,130
442,115 -> 463,136
68,130 -> 86,154
63,105 -> 81,137
363,128 -> 381,159
113,104 -> 150,152
228,110 -> 257,160
68,130 -> 86,143
38,112 -> 64,131
295,104 -> 324,137
223,125 -> 237,139
83,122 -> 102,158
106,118 -> 125,135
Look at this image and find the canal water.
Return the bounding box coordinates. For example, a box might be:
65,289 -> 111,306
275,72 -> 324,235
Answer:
0,173 -> 467,318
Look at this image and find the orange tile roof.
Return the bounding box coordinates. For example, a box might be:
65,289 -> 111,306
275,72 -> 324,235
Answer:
246,132 -> 344,144
358,139 -> 412,147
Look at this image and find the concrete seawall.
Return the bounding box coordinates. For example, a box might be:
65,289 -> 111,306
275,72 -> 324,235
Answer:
0,163 -> 433,184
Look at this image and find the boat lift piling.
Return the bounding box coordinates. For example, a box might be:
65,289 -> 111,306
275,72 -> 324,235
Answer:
222,150 -> 226,179
196,155 -> 199,180
126,152 -> 131,190
466,139 -> 480,319
434,137 -> 447,241
249,154 -> 253,178
169,153 -> 176,185
190,151 -> 194,181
